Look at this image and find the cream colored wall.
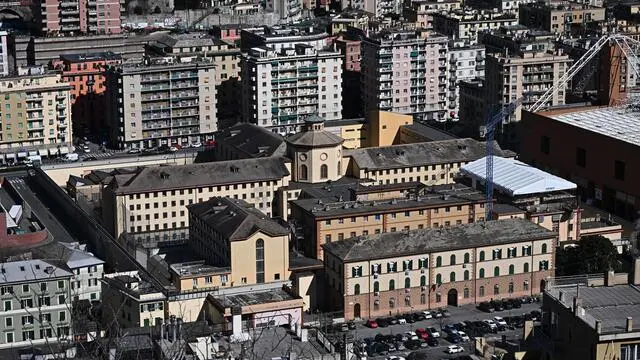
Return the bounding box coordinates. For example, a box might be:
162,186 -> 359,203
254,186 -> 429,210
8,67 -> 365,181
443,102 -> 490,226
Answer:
369,111 -> 413,147
532,212 -> 579,242
175,274 -> 227,292
292,144 -> 343,183
475,239 -> 554,279
229,232 -> 290,286
344,254 -> 431,295
167,297 -> 206,322
432,249 -> 474,284
340,124 -> 366,149
293,273 -> 314,311
355,161 -> 469,187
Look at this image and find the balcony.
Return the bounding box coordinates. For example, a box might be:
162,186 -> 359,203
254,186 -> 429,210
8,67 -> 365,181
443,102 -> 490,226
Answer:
172,81 -> 198,89
26,95 -> 42,101
59,1 -> 77,7
142,94 -> 170,102
171,101 -> 198,109
141,85 -> 170,92
141,75 -> 169,83
61,9 -> 79,15
56,103 -> 67,110
171,72 -> 198,80
60,17 -> 80,23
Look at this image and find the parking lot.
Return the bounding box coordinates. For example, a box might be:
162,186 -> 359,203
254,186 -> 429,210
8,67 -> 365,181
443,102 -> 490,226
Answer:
324,300 -> 542,360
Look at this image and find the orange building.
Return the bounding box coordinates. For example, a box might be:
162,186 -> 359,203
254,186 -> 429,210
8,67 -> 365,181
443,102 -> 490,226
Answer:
54,52 -> 122,141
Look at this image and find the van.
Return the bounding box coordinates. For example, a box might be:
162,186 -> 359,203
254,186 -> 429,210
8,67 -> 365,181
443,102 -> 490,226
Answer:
26,155 -> 42,167
64,153 -> 79,162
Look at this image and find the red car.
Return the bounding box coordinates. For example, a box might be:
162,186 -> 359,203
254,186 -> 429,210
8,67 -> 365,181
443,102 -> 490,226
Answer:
366,320 -> 378,328
415,328 -> 429,340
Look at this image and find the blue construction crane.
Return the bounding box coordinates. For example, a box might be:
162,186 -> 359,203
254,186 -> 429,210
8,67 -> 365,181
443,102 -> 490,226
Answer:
484,96 -> 528,220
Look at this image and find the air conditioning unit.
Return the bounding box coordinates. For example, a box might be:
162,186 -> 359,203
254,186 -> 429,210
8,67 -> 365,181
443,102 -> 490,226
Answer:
374,292 -> 380,296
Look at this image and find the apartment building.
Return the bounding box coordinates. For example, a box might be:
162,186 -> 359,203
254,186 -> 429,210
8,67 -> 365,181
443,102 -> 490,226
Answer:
404,0 -> 461,30
458,77 -> 487,138
33,242 -> 105,302
361,30 -> 450,122
335,28 -> 364,118
0,31 -> 15,76
290,183 -> 487,259
240,26 -> 330,52
0,260 -> 73,349
464,0 -> 536,11
188,197 -> 291,287
55,52 -> 122,138
484,38 -> 571,128
240,44 -> 343,135
518,2 -> 606,35
330,11 -> 371,35
344,138 -> 514,185
431,10 -> 518,45
145,33 -> 242,128
101,271 -> 166,329
40,0 -> 121,35
104,57 -> 217,150
266,0 -> 303,22
0,71 -> 73,155
447,42 -> 485,121
101,156 -> 292,238
322,218 -> 556,320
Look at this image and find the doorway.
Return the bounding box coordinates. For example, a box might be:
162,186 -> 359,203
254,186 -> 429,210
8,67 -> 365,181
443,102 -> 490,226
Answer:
353,303 -> 361,319
447,289 -> 458,306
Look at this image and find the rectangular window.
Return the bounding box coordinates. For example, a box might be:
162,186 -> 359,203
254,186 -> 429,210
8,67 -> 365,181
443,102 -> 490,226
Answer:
576,147 -> 586,168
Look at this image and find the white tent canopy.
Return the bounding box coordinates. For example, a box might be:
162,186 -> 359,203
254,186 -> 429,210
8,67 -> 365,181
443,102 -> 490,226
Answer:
460,156 -> 577,196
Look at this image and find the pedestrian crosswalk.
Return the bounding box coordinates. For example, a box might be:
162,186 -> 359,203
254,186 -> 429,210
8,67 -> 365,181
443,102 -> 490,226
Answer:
80,151 -> 121,160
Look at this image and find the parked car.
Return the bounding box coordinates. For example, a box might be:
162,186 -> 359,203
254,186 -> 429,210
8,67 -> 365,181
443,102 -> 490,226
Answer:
387,317 -> 399,325
426,337 -> 439,347
397,316 -> 407,325
483,319 -> 498,330
415,328 -> 429,340
427,327 -> 440,338
530,310 -> 542,321
412,312 -> 426,321
366,320 -> 378,328
494,316 -> 508,327
440,308 -> 451,317
376,318 -> 389,327
405,340 -> 421,350
502,299 -> 513,310
491,300 -> 504,312
405,331 -> 419,341
395,341 -> 406,351
448,334 -> 463,344
458,331 -> 471,342
422,310 -> 433,319
446,345 -> 465,354
478,301 -> 494,313
510,298 -> 522,308
395,334 -> 408,342
128,148 -> 142,154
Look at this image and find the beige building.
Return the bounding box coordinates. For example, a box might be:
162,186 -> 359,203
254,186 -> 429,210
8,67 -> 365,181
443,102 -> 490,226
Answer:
344,138 -> 514,186
323,218 -> 556,320
0,70 -> 72,159
290,183 -> 487,259
101,271 -> 167,330
519,2 -> 606,34
431,10 -> 518,45
101,156 -> 291,239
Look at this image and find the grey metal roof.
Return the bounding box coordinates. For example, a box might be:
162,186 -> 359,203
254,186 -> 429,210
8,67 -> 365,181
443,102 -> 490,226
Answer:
286,128 -> 345,148
188,197 -> 290,241
460,156 -> 577,196
211,287 -> 300,308
322,218 -> 555,262
345,138 -> 513,171
216,123 -> 286,158
0,260 -> 73,284
110,157 -> 291,194
401,123 -> 458,141
32,242 -> 104,270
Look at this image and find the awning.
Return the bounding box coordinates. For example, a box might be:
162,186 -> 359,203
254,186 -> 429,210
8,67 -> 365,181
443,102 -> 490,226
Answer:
17,152 -> 27,158
37,149 -> 48,156
28,150 -> 38,156
58,146 -> 69,155
5,153 -> 15,159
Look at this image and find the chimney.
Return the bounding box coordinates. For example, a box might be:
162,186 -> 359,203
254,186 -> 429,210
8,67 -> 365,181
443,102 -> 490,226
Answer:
558,291 -> 564,302
605,269 -> 615,286
158,318 -> 164,339
595,320 -> 602,334
627,317 -> 633,332
573,296 -> 583,316
632,257 -> 640,285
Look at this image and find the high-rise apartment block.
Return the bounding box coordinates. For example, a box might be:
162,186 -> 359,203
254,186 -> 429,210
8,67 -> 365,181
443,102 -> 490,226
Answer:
241,44 -> 343,134
432,10 -> 518,45
266,0 -> 303,22
404,0 -> 462,30
104,58 -> 217,149
518,2 -> 605,35
447,41 -> 485,121
484,31 -> 572,126
361,30 -> 449,122
240,26 -> 330,52
40,0 -> 121,35
0,70 -> 72,154
0,31 -> 15,76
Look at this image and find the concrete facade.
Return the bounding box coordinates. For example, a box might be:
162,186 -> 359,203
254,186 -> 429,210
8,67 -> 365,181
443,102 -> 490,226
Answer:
40,0 -> 121,35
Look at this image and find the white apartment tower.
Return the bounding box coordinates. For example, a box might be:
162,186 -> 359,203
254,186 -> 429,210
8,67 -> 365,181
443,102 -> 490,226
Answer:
241,44 -> 343,135
447,42 -> 485,121
361,30 -> 449,122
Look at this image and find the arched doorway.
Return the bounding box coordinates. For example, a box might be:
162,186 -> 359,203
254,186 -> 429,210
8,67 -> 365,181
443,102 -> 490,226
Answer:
353,303 -> 361,319
447,289 -> 458,306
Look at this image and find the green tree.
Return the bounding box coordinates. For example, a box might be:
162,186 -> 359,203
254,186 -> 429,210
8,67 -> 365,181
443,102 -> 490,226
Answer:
556,235 -> 620,276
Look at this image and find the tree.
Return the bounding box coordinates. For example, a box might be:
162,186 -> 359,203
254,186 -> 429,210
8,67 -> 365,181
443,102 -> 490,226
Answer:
556,235 -> 620,276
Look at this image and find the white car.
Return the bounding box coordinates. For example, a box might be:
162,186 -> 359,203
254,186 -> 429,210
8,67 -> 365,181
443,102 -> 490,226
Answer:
405,331 -> 419,341
458,331 -> 470,342
397,317 -> 407,324
386,356 -> 406,360
484,319 -> 497,329
422,310 -> 433,319
427,327 -> 441,338
82,145 -> 91,153
494,316 -> 508,326
446,345 -> 464,354
191,141 -> 202,148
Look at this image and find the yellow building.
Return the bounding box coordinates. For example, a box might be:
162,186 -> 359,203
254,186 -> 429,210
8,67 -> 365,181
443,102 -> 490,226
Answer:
543,267 -> 640,360
101,156 -> 292,239
324,118 -> 368,149
323,218 -> 556,320
367,111 -> 413,147
0,70 -> 73,158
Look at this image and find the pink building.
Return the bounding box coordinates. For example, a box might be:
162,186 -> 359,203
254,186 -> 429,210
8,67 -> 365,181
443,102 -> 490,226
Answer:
41,0 -> 121,35
210,25 -> 242,44
335,36 -> 361,72
361,30 -> 449,122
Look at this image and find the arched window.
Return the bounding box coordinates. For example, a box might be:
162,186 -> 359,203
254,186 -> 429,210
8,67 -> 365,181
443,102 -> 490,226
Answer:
436,274 -> 442,284
523,263 -> 530,273
494,284 -> 500,295
479,268 -> 485,278
337,161 -> 341,175
299,164 -> 308,180
494,266 -> 500,277
450,271 -> 456,282
436,256 -> 442,267
389,298 -> 395,309
256,239 -> 265,284
404,297 -> 411,306
464,253 -> 470,264
450,254 -> 456,265
463,288 -> 470,298
464,270 -> 469,281
420,276 -> 426,287
509,264 -> 515,275
479,286 -> 485,297
320,164 -> 328,179
373,281 -> 379,293
405,278 -> 411,288
479,251 -> 485,261
389,279 -> 395,291
354,284 -> 360,295
542,243 -> 548,254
